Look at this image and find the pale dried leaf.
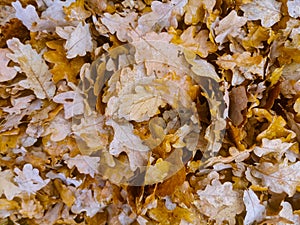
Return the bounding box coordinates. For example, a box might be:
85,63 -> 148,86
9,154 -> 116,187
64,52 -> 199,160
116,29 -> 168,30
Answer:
243,189 -> 266,225
0,170 -> 21,200
6,38 -> 56,99
251,160 -> 300,197
138,0 -> 188,34
63,154 -> 100,178
278,202 -> 300,225
196,179 -> 244,225
240,0 -> 282,28
0,49 -> 18,82
53,91 -> 84,119
14,164 -> 50,194
56,22 -> 93,59
214,10 -> 247,45
287,0 -> 300,18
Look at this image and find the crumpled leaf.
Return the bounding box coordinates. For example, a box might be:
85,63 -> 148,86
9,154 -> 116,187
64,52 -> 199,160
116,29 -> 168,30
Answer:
184,0 -> 216,25
250,159 -> 300,197
0,170 -> 21,200
0,49 -> 18,82
243,189 -> 266,225
294,97 -> 300,117
64,0 -> 92,21
6,38 -> 56,99
196,178 -> 244,225
240,0 -> 282,28
137,0 -> 188,34
287,0 -> 300,18
14,163 -> 50,194
214,10 -> 247,45
253,138 -> 295,162
63,154 -> 100,178
106,119 -> 149,171
56,22 -> 93,59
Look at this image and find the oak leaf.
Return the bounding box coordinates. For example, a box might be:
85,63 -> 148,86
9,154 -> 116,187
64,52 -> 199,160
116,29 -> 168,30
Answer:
63,154 -> 100,178
196,178 -> 244,225
137,0 -> 188,34
0,170 -> 21,200
43,40 -> 85,83
0,49 -> 18,82
56,22 -> 93,59
251,159 -> 300,197
14,164 -> 50,194
6,38 -> 56,99
243,189 -> 266,225
287,0 -> 300,18
240,0 -> 282,28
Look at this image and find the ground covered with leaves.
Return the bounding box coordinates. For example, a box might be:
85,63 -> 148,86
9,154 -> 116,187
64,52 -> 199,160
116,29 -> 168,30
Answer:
1,0 -> 300,224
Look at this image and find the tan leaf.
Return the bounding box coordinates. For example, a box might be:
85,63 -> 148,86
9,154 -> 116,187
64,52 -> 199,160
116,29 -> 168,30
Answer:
56,22 -> 93,59
6,38 -> 56,99
240,0 -> 282,28
214,10 -> 247,45
0,49 -> 18,82
63,154 -> 100,178
196,178 -> 244,225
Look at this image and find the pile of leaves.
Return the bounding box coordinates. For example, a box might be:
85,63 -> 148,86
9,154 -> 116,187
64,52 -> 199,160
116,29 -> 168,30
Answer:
1,0 -> 300,224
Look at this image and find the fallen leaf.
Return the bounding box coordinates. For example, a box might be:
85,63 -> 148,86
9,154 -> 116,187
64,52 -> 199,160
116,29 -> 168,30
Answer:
214,10 -> 247,45
240,0 -> 282,28
229,86 -> 248,126
0,49 -> 18,82
195,178 -> 244,225
251,159 -> 300,197
0,170 -> 21,200
56,22 -> 93,59
287,0 -> 300,18
14,163 -> 50,194
243,189 -> 266,225
6,38 -> 56,99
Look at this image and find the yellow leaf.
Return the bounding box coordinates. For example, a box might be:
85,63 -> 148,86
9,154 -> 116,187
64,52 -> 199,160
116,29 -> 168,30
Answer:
269,66 -> 284,87
53,179 -> 75,207
44,40 -> 85,84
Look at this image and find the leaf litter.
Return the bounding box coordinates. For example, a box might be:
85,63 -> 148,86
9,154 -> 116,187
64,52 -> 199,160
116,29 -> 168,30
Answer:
0,0 -> 300,224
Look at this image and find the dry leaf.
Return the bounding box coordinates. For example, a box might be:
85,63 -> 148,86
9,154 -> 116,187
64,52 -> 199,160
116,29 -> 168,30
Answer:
0,170 -> 21,200
229,86 -> 248,126
106,119 -> 149,171
251,159 -> 300,197
196,178 -> 244,225
287,0 -> 300,18
137,0 -> 188,34
214,10 -> 247,45
240,0 -> 282,28
6,38 -> 56,99
243,189 -> 266,225
0,49 -> 18,82
63,154 -> 100,178
14,163 -> 50,194
53,91 -> 84,119
56,22 -> 93,59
